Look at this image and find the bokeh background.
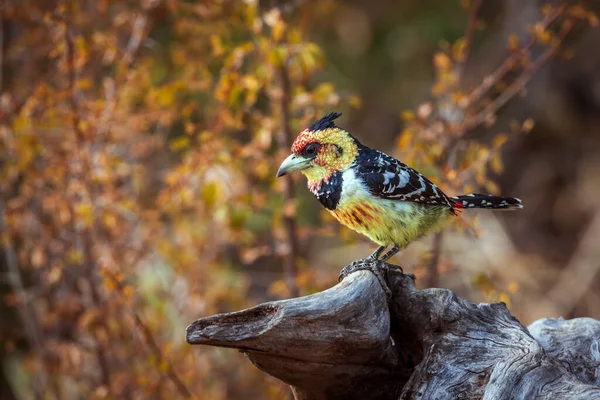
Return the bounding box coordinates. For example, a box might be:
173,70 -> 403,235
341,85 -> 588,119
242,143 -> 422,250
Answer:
1,0 -> 599,398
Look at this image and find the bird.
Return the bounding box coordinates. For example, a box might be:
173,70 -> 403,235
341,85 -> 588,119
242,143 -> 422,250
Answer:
276,112 -> 522,291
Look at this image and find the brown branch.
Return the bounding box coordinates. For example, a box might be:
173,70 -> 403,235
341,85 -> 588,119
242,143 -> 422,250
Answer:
62,2 -> 115,390
63,0 -> 84,141
73,3 -> 187,394
99,3 -> 155,137
187,268 -> 600,399
101,269 -> 194,398
62,4 -> 190,394
462,15 -> 575,133
437,0 -> 555,162
276,62 -> 300,298
0,2 -> 4,94
424,232 -> 442,288
121,13 -> 151,69
455,0 -> 482,84
0,200 -> 46,399
132,312 -> 194,398
461,1 -> 568,110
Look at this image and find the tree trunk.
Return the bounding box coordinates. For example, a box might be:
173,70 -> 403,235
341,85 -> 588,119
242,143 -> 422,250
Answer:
186,267 -> 600,399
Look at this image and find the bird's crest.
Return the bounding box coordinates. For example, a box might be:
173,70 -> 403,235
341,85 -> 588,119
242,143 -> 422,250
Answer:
309,112 -> 342,131
291,112 -> 347,154
288,112 -> 359,183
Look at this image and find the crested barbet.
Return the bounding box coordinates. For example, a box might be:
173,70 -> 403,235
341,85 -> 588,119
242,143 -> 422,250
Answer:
276,112 -> 522,288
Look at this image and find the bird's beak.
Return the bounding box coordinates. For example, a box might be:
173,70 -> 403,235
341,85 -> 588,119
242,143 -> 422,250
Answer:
276,154 -> 311,177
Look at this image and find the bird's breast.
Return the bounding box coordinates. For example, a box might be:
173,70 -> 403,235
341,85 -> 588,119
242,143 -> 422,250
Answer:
327,168 -> 391,236
329,197 -> 382,231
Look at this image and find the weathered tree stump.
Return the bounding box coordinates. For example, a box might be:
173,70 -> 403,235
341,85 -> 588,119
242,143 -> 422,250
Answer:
186,267 -> 600,399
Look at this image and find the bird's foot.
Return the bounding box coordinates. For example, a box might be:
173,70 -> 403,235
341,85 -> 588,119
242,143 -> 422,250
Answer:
344,257 -> 374,269
338,259 -> 393,299
338,258 -> 378,281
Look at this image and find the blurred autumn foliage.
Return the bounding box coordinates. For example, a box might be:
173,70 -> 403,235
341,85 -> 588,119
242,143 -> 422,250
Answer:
0,0 -> 598,399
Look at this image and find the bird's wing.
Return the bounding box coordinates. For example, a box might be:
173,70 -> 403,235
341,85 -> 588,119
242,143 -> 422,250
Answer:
355,150 -> 454,208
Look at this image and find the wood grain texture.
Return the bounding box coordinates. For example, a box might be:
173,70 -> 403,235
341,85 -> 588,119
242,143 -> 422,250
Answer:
186,267 -> 600,399
529,317 -> 600,386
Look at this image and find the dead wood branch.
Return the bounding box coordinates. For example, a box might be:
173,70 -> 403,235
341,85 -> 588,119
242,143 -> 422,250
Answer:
187,268 -> 600,399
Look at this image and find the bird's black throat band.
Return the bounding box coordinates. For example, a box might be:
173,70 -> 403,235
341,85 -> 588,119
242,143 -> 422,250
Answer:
313,170 -> 343,210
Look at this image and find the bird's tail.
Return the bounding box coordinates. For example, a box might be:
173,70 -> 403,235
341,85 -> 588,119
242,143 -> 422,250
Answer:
451,194 -> 523,210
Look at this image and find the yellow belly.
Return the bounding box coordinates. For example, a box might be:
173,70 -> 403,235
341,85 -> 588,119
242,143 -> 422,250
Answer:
329,196 -> 452,247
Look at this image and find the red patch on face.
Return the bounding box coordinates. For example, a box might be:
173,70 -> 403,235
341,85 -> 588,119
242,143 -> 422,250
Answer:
308,181 -> 323,197
291,129 -> 312,154
314,157 -> 326,167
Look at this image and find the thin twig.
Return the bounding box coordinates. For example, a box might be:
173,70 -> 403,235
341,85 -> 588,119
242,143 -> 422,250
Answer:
425,233 -> 443,288
0,7 -> 46,399
0,2 -> 3,95
133,312 -> 193,398
461,1 -> 567,110
64,11 -> 190,397
277,62 -> 300,298
462,15 -> 574,133
63,0 -> 114,389
438,0 -> 482,173
0,200 -> 46,399
99,6 -> 154,138
121,13 -> 151,69
63,2 -> 84,141
78,2 -> 192,394
103,270 -> 194,398
455,0 -> 482,84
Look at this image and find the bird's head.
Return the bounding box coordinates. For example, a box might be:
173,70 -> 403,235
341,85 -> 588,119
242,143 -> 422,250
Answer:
276,112 -> 359,182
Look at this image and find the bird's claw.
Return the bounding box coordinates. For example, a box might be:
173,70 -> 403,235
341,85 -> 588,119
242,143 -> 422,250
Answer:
338,259 -> 394,300
346,257 -> 373,269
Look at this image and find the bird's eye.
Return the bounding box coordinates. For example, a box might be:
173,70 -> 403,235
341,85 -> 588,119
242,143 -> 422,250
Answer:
302,143 -> 321,158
